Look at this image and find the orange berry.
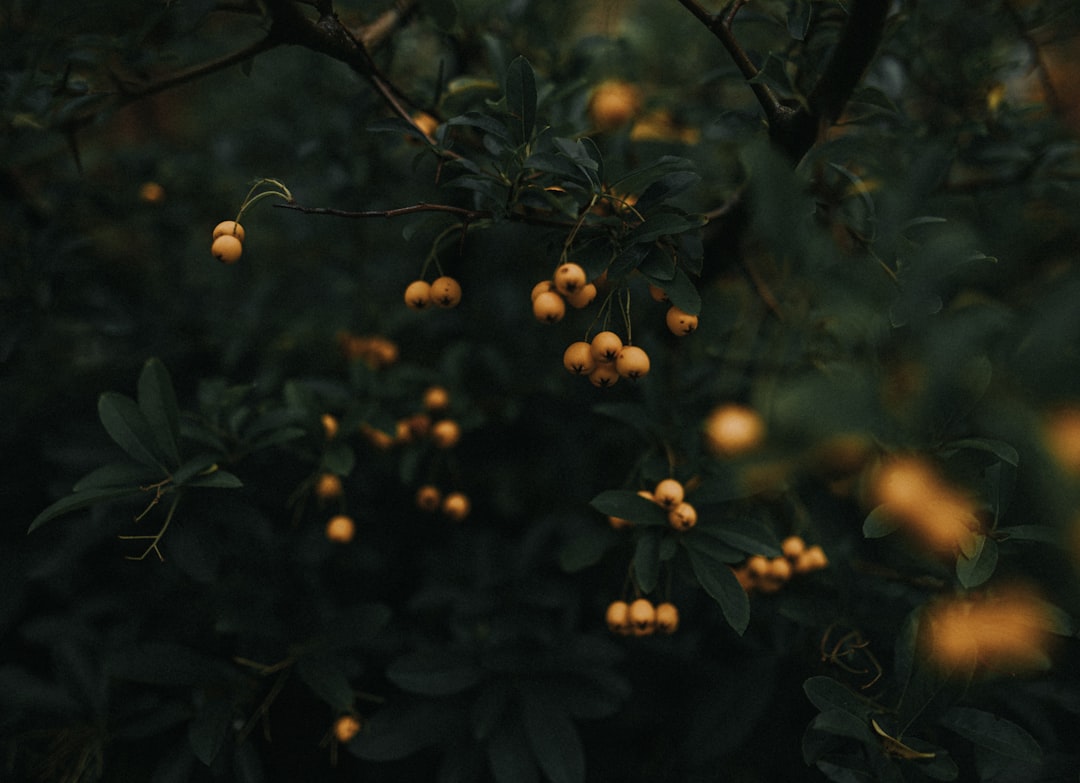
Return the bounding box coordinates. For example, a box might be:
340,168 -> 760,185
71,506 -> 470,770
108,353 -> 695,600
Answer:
404,280 -> 433,310
704,404 -> 765,457
315,473 -> 343,499
606,600 -> 632,634
665,305 -> 698,336
325,514 -> 356,543
531,280 -> 556,301
360,423 -> 395,450
654,602 -> 679,634
781,536 -> 806,560
416,484 -> 442,512
430,276 -> 462,308
653,478 -> 685,509
139,182 -> 166,203
333,715 -> 362,743
615,345 -> 650,379
532,290 -> 566,323
411,111 -> 439,141
589,80 -> 643,132
588,364 -> 620,388
608,514 -> 631,529
422,385 -> 450,411
441,491 -> 470,521
565,282 -> 598,309
648,283 -> 668,302
590,331 -> 623,363
321,413 -> 339,440
563,341 -> 597,375
627,598 -> 656,636
795,545 -> 829,573
211,234 -> 243,264
553,262 -> 588,295
431,419 -> 461,449
667,501 -> 698,531
745,555 -> 769,581
212,220 -> 245,242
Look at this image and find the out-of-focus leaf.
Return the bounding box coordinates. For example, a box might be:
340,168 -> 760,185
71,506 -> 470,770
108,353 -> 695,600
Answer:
297,653 -> 354,713
633,528 -> 662,592
386,650 -> 485,696
863,506 -> 899,539
187,695 -> 233,766
520,689 -> 585,783
803,677 -> 873,719
956,534 -> 997,588
939,707 -> 1043,763
558,525 -> 618,572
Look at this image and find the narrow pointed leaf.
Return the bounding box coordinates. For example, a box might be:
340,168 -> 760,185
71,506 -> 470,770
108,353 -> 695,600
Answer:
99,391 -> 167,468
685,544 -> 750,634
138,358 -> 182,468
520,690 -> 585,783
72,461 -> 162,492
29,487 -> 147,533
939,707 -> 1042,763
504,56 -> 536,144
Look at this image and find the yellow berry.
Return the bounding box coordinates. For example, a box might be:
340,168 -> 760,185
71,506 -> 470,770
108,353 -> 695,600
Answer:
665,305 -> 698,336
654,602 -> 679,634
667,501 -> 698,531
628,598 -> 656,636
416,484 -> 442,512
533,290 -> 566,324
211,234 -> 243,264
404,280 -> 433,310
325,514 -> 356,543
431,276 -> 462,308
553,262 -> 588,296
653,478 -> 685,509
563,341 -> 596,375
590,331 -> 623,363
615,345 -> 650,379
333,715 -> 362,743
442,491 -> 470,521
212,220 -> 245,242
431,419 -> 461,449
606,600 -> 632,634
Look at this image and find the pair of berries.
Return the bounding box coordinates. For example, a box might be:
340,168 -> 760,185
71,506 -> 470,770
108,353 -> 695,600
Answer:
563,332 -> 650,387
211,220 -> 245,264
609,478 -> 696,530
605,598 -> 679,636
404,276 -> 463,309
532,262 -> 598,323
732,536 -> 829,593
416,484 -> 471,521
338,332 -> 399,369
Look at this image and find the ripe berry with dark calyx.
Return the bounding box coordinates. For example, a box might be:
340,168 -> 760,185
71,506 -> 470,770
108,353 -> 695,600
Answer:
430,276 -> 462,308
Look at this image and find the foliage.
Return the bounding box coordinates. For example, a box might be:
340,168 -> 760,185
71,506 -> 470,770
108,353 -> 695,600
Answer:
3,0 -> 1080,781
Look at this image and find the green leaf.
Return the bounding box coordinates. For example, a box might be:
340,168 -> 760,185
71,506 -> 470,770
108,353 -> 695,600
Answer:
610,156 -> 697,198
184,470 -> 243,489
956,534 -> 998,588
558,525 -> 618,572
445,111 -> 510,139
99,391 -> 168,468
588,490 -> 668,527
939,707 -> 1042,763
810,709 -> 875,745
504,56 -> 537,144
700,516 -> 781,557
787,0 -> 812,40
803,677 -> 873,720
386,650 -> 485,697
487,716 -> 541,783
657,266 -> 701,316
297,653 -> 355,713
172,454 -> 220,486
72,461 -> 161,492
684,542 -> 750,634
520,690 -> 585,783
425,0 -> 457,29
322,442 -> 356,476
633,528 -> 662,593
624,211 -> 704,245
863,506 -> 899,538
471,681 -> 512,741
138,358 -> 182,468
29,486 -> 147,533
350,700 -> 457,761
680,527 -> 744,563
997,525 -> 1061,546
941,438 -> 1019,467
187,695 -> 233,766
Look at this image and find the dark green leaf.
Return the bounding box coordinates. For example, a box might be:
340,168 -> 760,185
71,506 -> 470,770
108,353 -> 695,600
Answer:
657,266 -> 701,316
803,677 -> 872,719
863,506 -> 899,539
72,461 -> 161,492
588,490 -> 668,527
941,438 -> 1019,467
939,707 -> 1042,763
445,111 -> 510,139
487,717 -> 540,783
611,156 -> 697,198
504,56 -> 537,144
633,528 -> 662,593
386,650 -> 485,696
471,681 -> 511,741
185,470 -> 243,489
29,486 -> 147,533
350,700 -> 457,761
558,525 -> 618,572
956,534 -> 997,588
685,543 -> 750,634
624,212 -> 705,246
680,527 -> 744,563
997,525 -> 1061,546
297,653 -> 355,713
187,696 -> 233,766
322,442 -> 356,476
787,0 -> 812,40
172,454 -> 220,486
687,473 -> 744,505
99,391 -> 168,468
425,0 -> 457,29
138,358 -> 182,468
635,171 -> 701,213
520,690 -> 585,783
700,516 -> 782,557
810,709 -> 875,744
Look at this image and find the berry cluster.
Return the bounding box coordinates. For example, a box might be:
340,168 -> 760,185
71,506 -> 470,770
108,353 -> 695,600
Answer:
404,276 -> 463,310
731,536 -> 829,593
531,262 -> 598,323
337,332 -> 400,369
605,598 -> 679,636
211,220 -> 245,264
609,478 -> 697,531
415,484 -> 471,522
563,332 -> 650,388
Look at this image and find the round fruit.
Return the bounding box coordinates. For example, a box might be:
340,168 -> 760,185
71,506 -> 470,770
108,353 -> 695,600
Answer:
588,364 -> 620,388
563,341 -> 596,375
430,276 -> 462,308
654,602 -> 679,634
627,598 -> 656,636
589,80 -> 643,132
768,556 -> 792,582
140,182 -> 166,203
553,262 -> 587,295
590,331 -> 623,363
431,419 -> 461,449
404,280 -> 433,310
745,555 -> 769,580
704,404 -> 765,456
212,220 -> 245,242
211,234 -> 243,264
533,290 -> 566,324
667,501 -> 698,531
665,305 -> 698,336
422,385 -> 450,411
325,514 -> 356,543
615,345 -> 650,379
333,715 -> 362,743
796,545 -> 829,573
442,491 -> 470,521
531,280 -> 555,301
608,514 -> 631,529
653,478 -> 685,509
648,283 -> 668,302
412,111 -> 439,140
416,484 -> 442,512
606,600 -> 632,634
565,282 -> 598,309
781,535 -> 806,560
315,473 -> 343,499
321,413 -> 339,440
